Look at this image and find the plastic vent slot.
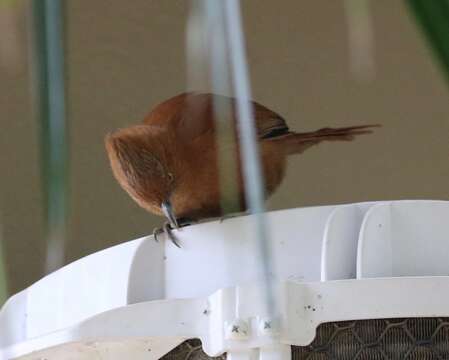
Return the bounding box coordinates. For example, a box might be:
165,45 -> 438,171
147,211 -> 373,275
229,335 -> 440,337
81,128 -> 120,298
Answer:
162,318 -> 449,360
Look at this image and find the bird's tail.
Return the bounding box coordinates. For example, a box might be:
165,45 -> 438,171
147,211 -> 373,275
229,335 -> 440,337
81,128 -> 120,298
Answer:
277,124 -> 380,155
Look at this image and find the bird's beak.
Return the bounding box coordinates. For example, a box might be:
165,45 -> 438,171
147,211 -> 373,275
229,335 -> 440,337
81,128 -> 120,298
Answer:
161,201 -> 179,229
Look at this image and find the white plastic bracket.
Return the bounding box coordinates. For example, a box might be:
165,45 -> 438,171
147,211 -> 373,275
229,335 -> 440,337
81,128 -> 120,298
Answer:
228,345 -> 291,360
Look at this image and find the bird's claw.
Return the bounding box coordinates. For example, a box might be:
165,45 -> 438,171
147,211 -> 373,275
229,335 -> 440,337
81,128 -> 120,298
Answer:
153,222 -> 181,248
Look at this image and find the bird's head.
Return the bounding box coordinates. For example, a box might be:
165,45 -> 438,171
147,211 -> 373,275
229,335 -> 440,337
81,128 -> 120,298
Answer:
105,125 -> 179,228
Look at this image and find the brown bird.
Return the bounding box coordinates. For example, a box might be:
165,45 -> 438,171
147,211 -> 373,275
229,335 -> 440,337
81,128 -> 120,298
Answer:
105,92 -> 378,245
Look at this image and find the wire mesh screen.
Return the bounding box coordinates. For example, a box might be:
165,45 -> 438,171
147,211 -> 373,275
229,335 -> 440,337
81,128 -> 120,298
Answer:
161,318 -> 449,360
293,317 -> 449,359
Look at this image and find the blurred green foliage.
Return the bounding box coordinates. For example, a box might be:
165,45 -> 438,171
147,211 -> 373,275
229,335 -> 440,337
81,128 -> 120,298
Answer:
407,0 -> 449,86
32,0 -> 69,273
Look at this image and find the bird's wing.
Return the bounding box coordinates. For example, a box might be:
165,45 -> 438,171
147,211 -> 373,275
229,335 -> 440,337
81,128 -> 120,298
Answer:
143,92 -> 290,141
143,92 -> 214,142
252,101 -> 290,139
182,93 -> 290,140
143,92 -> 191,127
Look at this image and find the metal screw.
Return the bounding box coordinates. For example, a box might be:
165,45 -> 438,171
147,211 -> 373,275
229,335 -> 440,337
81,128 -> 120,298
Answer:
225,319 -> 250,340
258,317 -> 279,336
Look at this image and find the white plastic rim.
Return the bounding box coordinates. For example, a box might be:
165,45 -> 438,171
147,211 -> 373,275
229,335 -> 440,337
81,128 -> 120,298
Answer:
1,200 -> 449,359
357,200 -> 449,278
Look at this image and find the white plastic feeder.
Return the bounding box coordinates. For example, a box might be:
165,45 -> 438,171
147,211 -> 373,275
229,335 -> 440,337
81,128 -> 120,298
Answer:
1,200 -> 449,359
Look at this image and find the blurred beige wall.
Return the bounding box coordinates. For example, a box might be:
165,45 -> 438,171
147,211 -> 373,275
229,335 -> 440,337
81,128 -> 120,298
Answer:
1,0 -> 448,294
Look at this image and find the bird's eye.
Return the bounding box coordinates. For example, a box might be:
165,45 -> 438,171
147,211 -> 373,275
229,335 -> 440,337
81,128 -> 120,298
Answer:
167,172 -> 174,183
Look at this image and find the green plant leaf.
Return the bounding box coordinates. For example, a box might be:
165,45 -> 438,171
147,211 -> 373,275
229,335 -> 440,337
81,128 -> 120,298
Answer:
406,0 -> 449,86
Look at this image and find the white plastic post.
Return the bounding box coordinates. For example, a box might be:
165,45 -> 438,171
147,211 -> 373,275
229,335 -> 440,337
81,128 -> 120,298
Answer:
227,349 -> 259,360
259,345 -> 292,360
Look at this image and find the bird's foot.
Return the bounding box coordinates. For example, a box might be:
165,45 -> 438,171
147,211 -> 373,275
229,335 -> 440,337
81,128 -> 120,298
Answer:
153,218 -> 195,248
153,222 -> 180,248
